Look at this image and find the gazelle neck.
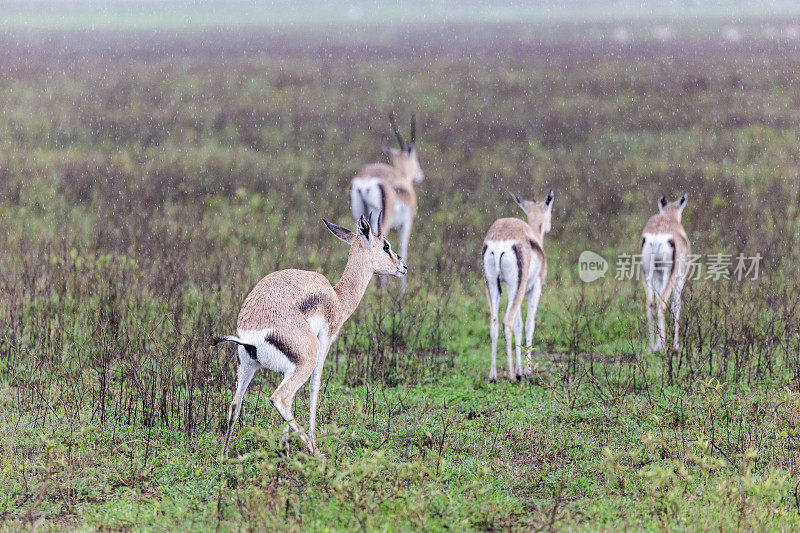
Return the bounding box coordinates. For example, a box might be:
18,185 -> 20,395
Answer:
333,247 -> 373,325
526,215 -> 546,244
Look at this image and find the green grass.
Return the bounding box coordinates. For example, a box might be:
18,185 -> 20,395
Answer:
4,19 -> 800,530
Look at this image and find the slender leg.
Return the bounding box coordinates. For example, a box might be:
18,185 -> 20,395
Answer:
513,309 -> 524,379
502,251 -> 528,381
487,283 -> 501,382
307,342 -> 329,453
270,338 -> 319,455
671,274 -> 685,352
222,354 -> 260,456
643,276 -> 657,353
483,253 -> 502,382
397,220 -> 412,293
524,281 -> 542,375
350,185 -> 363,225
503,280 -> 520,381
657,299 -> 668,353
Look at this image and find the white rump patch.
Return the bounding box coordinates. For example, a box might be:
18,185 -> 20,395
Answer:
641,233 -> 674,295
236,328 -> 296,374
350,178 -> 383,225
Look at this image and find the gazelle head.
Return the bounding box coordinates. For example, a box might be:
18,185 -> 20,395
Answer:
511,190 -> 554,236
657,193 -> 688,221
384,112 -> 424,183
323,215 -> 408,277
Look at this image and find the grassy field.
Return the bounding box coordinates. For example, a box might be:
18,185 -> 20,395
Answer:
3,17 -> 800,531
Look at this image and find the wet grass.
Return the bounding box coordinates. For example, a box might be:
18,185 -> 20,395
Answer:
3,21 -> 800,530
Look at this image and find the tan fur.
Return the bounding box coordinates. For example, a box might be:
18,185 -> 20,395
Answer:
219,218 -> 406,457
482,193 -> 553,381
641,197 -> 690,353
352,156 -> 420,229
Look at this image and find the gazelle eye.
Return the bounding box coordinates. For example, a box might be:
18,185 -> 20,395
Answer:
383,241 -> 391,254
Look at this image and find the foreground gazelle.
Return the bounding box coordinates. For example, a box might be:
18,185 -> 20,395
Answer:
640,194 -> 690,353
212,216 -> 407,456
350,113 -> 423,289
482,191 -> 554,382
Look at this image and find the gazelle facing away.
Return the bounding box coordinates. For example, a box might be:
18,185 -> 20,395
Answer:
350,113 -> 423,290
640,194 -> 689,353
212,216 -> 406,456
482,191 -> 554,382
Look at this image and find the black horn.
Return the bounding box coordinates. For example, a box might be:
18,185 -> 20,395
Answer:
389,111 -> 405,149
410,114 -> 416,145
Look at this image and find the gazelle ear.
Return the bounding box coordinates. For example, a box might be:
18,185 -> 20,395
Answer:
358,215 -> 373,248
510,192 -> 528,213
677,193 -> 688,212
658,196 -> 667,213
323,218 -> 354,244
544,190 -> 554,213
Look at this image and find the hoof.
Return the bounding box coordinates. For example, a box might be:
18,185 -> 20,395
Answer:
489,377 -> 497,384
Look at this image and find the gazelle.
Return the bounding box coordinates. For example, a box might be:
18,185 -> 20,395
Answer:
640,194 -> 690,353
350,113 -> 423,290
482,191 -> 554,382
212,216 -> 407,456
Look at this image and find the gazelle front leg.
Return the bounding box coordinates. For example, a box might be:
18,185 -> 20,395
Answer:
222,354 -> 260,456
307,343 -> 330,455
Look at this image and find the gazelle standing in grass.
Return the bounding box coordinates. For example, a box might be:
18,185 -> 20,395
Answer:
482,190 -> 554,382
350,113 -> 423,290
640,194 -> 690,353
212,216 -> 406,456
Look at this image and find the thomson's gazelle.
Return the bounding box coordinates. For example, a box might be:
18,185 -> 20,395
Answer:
350,113 -> 423,290
640,194 -> 690,353
482,191 -> 554,382
212,216 -> 407,456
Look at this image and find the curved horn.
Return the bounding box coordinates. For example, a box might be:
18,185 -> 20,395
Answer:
389,111 -> 405,149
410,114 -> 416,145
377,210 -> 383,236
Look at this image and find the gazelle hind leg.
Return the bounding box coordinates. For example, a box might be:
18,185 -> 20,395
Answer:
514,310 -> 523,379
484,268 -> 500,381
671,274 -> 686,352
222,354 -> 260,456
503,278 -> 522,381
643,277 -> 657,352
270,328 -> 320,454
524,280 -> 542,375
397,220 -> 412,293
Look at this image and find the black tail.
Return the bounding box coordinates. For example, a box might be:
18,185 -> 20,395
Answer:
209,335 -> 258,361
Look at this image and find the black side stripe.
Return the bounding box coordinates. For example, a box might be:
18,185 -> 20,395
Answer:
528,238 -> 544,256
511,243 -> 524,285
264,333 -> 301,365
298,294 -> 323,315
